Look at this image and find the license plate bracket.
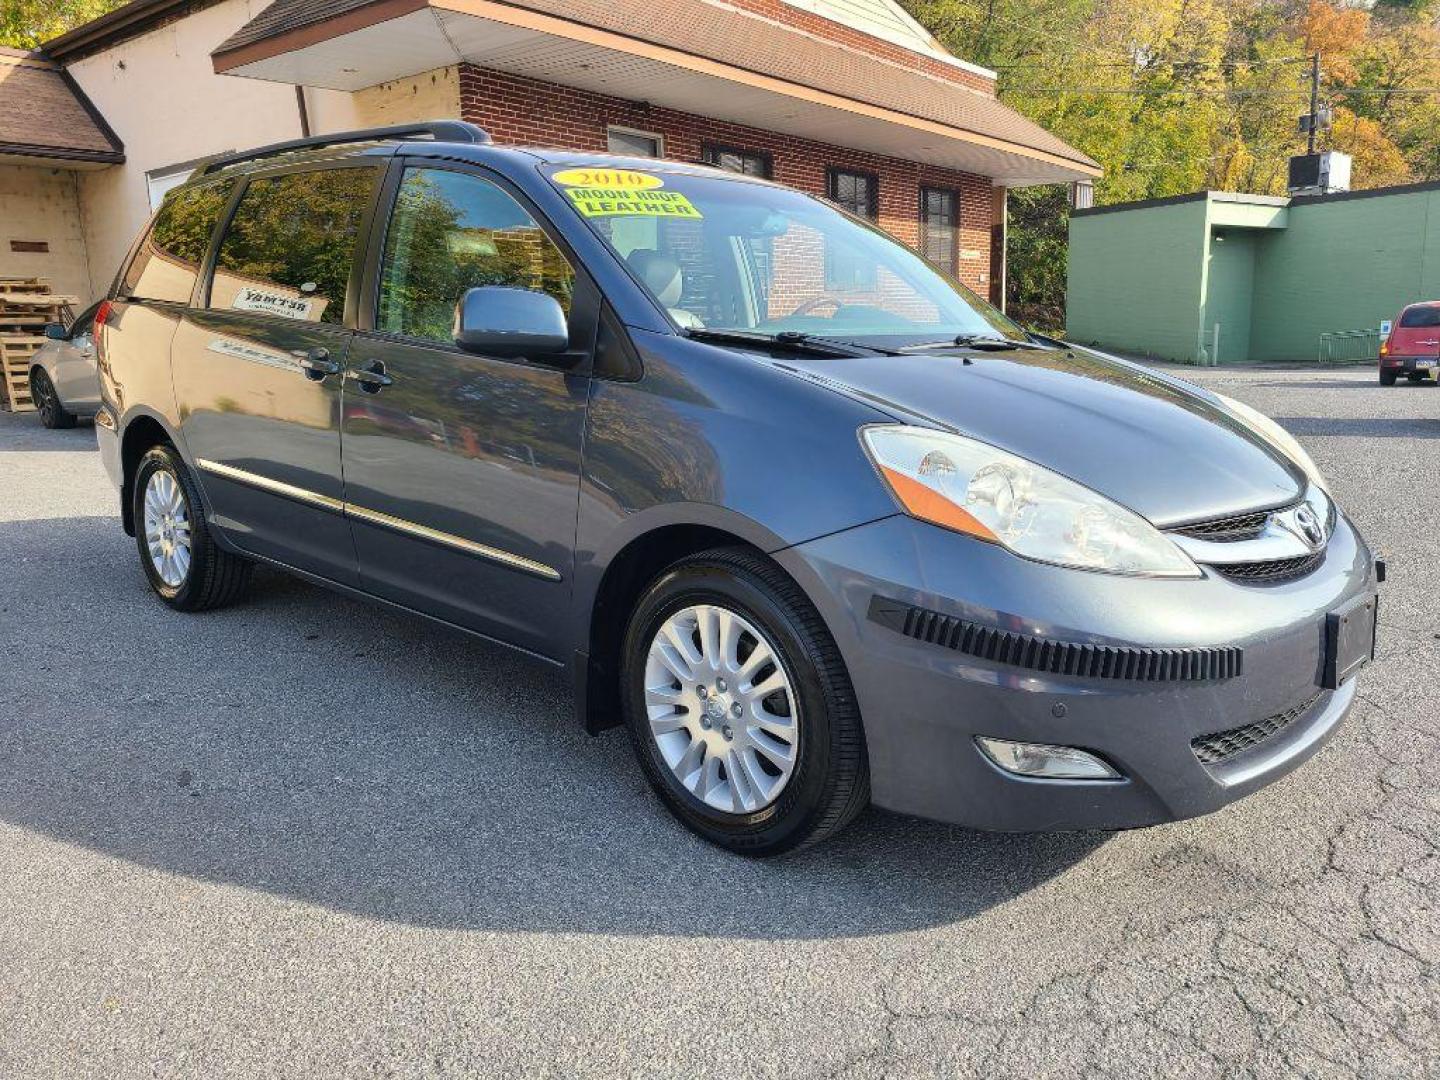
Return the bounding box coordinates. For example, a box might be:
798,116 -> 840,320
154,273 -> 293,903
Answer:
1323,592 -> 1377,689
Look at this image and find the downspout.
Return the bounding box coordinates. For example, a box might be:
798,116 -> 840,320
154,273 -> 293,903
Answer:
295,85 -> 311,137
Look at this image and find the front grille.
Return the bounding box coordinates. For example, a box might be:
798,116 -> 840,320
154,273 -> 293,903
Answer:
1174,508 -> 1275,543
1215,552 -> 1324,583
868,598 -> 1243,682
1191,693 -> 1323,765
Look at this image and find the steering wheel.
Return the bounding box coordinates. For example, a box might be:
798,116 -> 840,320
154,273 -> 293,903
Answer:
789,296 -> 850,319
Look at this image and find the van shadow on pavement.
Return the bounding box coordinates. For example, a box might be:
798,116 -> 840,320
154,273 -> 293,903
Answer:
0,513 -> 1102,941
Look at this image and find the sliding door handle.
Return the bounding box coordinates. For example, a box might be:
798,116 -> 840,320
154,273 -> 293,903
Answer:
296,347 -> 340,380
347,360 -> 393,393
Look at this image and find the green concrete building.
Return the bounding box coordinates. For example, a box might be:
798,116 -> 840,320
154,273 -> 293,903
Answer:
1065,182 -> 1440,364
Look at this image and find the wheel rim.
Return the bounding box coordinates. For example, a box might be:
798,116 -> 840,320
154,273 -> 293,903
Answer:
31,372 -> 55,424
142,469 -> 192,588
643,603 -> 800,815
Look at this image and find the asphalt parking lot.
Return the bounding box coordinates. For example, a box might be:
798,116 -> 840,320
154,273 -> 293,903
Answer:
1,364 -> 1436,1078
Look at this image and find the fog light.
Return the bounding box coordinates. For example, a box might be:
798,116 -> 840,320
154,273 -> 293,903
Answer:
976,737 -> 1121,780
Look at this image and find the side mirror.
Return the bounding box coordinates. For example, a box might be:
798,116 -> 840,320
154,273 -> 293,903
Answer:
44,322 -> 66,340
454,286 -> 569,358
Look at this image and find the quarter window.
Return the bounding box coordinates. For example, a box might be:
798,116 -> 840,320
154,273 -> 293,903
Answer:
701,143 -> 772,178
122,180 -> 235,304
919,187 -> 958,276
210,167 -> 376,324
377,168 -> 576,345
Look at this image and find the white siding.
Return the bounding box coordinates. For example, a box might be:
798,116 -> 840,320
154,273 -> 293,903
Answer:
778,0 -> 995,77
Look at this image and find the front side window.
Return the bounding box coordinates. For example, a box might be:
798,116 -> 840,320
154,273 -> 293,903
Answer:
547,165 -> 1022,347
210,167 -> 376,324
377,168 -> 576,344
123,179 -> 235,304
919,187 -> 958,276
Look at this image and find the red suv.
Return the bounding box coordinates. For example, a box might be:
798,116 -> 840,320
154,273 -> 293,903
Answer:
1380,302 -> 1440,385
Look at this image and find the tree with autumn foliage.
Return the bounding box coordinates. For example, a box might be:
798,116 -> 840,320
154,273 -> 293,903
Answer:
904,0 -> 1440,326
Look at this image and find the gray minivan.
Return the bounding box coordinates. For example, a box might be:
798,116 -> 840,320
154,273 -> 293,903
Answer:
94,122 -> 1379,854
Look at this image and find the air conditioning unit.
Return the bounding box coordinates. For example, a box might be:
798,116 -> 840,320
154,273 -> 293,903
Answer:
1288,151 -> 1352,195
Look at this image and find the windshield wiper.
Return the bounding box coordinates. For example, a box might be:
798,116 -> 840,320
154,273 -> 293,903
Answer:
684,328 -> 888,358
899,333 -> 1027,353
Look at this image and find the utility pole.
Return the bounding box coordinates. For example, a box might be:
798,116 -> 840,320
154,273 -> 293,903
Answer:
1307,51 -> 1320,155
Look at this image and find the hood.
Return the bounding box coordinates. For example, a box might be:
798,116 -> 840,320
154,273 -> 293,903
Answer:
767,345 -> 1304,527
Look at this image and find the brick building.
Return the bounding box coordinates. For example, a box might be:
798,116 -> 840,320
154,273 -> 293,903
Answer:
4,0 -> 1097,306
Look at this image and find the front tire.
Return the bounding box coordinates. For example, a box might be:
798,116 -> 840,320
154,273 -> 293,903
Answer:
133,444 -> 252,611
30,369 -> 76,429
620,547 -> 868,856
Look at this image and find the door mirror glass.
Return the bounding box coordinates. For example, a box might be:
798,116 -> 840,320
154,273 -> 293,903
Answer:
455,286 -> 569,357
44,322 -> 66,340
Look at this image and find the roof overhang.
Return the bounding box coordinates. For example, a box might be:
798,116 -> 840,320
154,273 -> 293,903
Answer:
213,0 -> 1099,186
0,49 -> 124,169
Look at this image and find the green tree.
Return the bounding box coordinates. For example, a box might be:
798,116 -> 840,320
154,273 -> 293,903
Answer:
0,0 -> 126,48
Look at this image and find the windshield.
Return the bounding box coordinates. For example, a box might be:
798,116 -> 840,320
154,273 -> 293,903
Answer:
543,164 -> 1025,347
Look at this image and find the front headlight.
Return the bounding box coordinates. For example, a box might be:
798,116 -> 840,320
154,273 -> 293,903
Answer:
860,426 -> 1200,577
1211,392 -> 1329,493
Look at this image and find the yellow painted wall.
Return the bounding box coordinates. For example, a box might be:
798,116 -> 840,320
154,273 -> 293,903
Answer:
65,0 -> 362,302
353,66 -> 461,128
0,164 -> 92,303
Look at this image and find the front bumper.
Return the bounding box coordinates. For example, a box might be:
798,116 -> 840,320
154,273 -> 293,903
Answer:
775,512 -> 1376,831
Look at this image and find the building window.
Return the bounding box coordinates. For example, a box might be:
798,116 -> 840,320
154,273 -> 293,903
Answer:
701,143 -> 772,178
919,187 -> 958,276
606,126 -> 664,158
826,167 -> 878,221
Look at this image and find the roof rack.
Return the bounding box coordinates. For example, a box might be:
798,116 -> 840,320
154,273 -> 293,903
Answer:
192,121 -> 491,178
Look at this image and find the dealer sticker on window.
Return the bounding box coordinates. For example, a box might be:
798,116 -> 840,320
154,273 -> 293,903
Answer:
552,169 -> 703,220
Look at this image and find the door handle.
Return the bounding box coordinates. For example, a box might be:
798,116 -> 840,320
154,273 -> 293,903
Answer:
347,360 -> 394,393
296,347 -> 341,381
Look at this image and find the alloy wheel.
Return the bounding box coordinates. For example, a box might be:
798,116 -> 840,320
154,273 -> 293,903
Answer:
31,372 -> 56,427
143,468 -> 192,588
643,603 -> 800,814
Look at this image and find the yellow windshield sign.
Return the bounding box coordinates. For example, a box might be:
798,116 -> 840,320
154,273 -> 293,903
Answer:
552,168 -> 664,190
564,186 -> 703,220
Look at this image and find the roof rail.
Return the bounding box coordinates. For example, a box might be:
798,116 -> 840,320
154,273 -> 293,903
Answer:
192,121 -> 491,178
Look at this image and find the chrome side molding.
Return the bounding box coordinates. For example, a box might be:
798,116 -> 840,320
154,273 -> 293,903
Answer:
196,458 -> 344,513
194,459 -> 561,581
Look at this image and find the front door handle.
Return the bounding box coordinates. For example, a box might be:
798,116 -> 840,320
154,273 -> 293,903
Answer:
347,360 -> 394,393
296,347 -> 341,381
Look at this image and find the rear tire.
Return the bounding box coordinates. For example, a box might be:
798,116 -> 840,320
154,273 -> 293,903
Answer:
620,546 -> 868,856
133,444 -> 252,611
1379,370 -> 1397,386
30,369 -> 76,429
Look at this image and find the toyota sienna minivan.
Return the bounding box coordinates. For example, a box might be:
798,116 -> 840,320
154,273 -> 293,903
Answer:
94,122 -> 1379,855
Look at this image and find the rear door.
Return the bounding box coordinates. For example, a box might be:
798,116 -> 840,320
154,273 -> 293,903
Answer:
172,160 -> 383,584
340,160 -> 597,656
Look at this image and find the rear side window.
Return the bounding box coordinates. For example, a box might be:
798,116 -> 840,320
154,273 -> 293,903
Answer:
376,167 -> 576,344
210,167 -> 376,325
1399,306 -> 1440,328
122,180 -> 235,303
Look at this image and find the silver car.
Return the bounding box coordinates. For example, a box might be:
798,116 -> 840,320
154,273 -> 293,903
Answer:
31,301 -> 102,428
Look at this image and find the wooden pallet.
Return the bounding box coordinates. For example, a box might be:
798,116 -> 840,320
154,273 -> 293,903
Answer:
0,278 -> 52,413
